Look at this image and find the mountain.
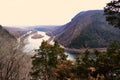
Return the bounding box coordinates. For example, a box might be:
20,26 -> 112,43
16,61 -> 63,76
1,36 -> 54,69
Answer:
5,27 -> 30,38
0,25 -> 17,53
55,10 -> 120,48
26,25 -> 60,32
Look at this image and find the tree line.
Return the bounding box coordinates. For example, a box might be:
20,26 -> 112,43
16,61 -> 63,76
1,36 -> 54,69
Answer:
30,41 -> 120,80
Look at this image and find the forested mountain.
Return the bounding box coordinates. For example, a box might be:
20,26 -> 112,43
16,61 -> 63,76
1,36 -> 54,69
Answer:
55,10 -> 120,48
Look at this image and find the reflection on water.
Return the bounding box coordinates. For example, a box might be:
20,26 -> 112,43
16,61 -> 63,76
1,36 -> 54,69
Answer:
65,52 -> 79,60
65,52 -> 98,60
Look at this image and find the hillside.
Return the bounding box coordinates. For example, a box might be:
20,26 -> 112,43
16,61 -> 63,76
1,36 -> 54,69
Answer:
0,25 -> 31,80
0,25 -> 17,53
55,10 -> 120,48
5,27 -> 29,38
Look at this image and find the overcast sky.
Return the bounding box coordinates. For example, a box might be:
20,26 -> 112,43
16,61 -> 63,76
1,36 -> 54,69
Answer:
0,0 -> 110,26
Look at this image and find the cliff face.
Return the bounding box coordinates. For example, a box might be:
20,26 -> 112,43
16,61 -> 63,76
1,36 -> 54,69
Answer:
55,10 -> 120,48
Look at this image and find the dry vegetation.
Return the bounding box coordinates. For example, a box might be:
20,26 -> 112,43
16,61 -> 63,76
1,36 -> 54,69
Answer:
0,41 -> 31,80
0,26 -> 32,80
0,49 -> 31,80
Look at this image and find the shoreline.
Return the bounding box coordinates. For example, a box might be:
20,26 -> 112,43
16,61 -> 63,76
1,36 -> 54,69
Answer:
65,48 -> 107,54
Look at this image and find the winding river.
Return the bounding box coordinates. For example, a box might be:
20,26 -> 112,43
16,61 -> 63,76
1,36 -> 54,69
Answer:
22,31 -> 77,60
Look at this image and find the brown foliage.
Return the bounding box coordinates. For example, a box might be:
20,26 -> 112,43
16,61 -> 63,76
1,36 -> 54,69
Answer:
53,60 -> 76,80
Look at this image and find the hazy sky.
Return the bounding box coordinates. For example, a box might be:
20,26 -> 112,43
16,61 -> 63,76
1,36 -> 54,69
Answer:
0,0 -> 110,26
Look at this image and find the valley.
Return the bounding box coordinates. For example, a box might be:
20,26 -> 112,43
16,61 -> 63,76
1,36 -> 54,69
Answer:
1,0 -> 120,79
4,10 -> 120,54
1,10 -> 120,60
16,30 -> 75,59
12,29 -> 107,60
4,10 -> 120,60
1,9 -> 120,80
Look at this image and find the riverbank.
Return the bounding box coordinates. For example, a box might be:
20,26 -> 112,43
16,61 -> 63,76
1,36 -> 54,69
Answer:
65,48 -> 107,54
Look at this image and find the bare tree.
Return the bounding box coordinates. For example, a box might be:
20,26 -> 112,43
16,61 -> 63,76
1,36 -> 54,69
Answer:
0,43 -> 31,80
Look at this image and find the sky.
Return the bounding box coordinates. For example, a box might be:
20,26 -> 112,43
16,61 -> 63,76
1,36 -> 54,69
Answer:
0,0 -> 110,26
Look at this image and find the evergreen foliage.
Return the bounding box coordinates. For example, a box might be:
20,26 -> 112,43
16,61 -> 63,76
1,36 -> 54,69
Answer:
104,0 -> 120,28
30,41 -> 67,80
74,42 -> 120,80
30,41 -> 120,80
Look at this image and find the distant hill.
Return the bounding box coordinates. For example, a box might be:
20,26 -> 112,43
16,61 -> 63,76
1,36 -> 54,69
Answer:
55,10 -> 120,48
5,27 -> 28,38
27,25 -> 61,32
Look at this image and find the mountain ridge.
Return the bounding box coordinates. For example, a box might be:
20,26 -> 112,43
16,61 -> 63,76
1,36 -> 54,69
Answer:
55,10 -> 120,48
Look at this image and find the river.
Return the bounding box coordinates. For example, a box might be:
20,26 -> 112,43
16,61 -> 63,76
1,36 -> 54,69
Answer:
22,31 -> 78,60
65,52 -> 79,60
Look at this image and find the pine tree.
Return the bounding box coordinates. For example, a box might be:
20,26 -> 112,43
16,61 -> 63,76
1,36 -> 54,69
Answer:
74,42 -> 120,80
104,0 -> 120,28
30,41 -> 67,80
